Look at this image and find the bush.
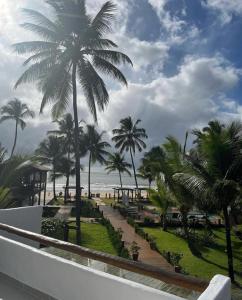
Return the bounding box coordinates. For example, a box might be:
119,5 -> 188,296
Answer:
42,206 -> 60,218
162,250 -> 183,266
71,201 -> 102,218
41,218 -> 65,240
99,218 -> 130,259
143,216 -> 155,226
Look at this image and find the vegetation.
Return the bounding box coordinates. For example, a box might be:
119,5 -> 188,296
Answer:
83,125 -> 110,198
105,152 -> 131,187
143,227 -> 242,283
14,0 -> 132,244
112,116 -> 147,188
0,99 -> 34,157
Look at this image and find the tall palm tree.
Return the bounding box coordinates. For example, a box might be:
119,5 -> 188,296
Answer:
138,164 -> 153,189
174,120 -> 242,282
35,136 -> 65,200
84,125 -> 110,198
105,152 -> 131,187
112,117 -> 147,188
0,143 -> 7,163
14,0 -> 132,244
0,99 -> 35,157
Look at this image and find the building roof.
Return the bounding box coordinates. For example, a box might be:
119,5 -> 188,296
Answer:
16,160 -> 51,172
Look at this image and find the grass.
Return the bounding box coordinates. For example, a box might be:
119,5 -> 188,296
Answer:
69,222 -> 117,255
142,227 -> 242,284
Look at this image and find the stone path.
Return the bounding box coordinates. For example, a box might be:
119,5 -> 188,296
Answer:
55,206 -> 72,221
99,204 -> 173,272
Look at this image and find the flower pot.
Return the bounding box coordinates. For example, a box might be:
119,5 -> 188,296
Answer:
132,253 -> 139,261
174,265 -> 181,273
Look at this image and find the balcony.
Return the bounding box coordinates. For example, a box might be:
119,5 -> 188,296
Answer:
0,207 -> 231,300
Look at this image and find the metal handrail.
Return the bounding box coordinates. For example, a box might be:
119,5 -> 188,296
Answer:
0,222 -> 208,292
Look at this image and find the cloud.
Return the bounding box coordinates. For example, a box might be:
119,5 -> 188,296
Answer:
99,55 -> 240,151
203,0 -> 242,24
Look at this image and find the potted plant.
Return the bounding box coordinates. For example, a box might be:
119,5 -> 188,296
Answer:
130,241 -> 140,261
170,252 -> 183,273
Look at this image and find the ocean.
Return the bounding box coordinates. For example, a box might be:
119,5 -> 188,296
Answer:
46,167 -> 151,194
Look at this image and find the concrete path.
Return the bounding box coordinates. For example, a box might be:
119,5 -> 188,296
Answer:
55,206 -> 72,221
99,205 -> 173,272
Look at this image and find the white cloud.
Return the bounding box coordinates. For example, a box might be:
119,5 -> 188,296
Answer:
203,0 -> 242,24
99,55 -> 240,148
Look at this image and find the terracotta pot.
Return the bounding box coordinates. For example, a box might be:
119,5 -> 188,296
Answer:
174,265 -> 181,273
132,253 -> 139,261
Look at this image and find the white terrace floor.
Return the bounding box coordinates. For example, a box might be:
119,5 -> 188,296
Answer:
0,272 -> 56,300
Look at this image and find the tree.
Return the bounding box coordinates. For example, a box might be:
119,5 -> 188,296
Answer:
35,136 -> 65,200
112,116 -> 147,188
14,0 -> 132,244
83,125 -> 110,198
174,120 -> 242,282
105,152 -> 131,187
48,113 -> 84,192
138,163 -> 153,189
0,143 -> 7,163
149,179 -> 174,231
0,99 -> 35,157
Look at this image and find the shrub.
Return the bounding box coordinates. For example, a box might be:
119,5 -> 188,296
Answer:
143,216 -> 155,226
42,206 -> 60,218
98,218 -> 130,259
41,218 -> 65,240
71,201 -> 102,218
162,251 -> 183,267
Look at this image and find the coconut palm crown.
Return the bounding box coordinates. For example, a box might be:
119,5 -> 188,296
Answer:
105,152 -> 131,187
112,116 -> 147,188
14,0 -> 132,244
0,98 -> 35,157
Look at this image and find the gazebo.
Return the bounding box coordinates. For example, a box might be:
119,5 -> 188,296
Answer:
63,186 -> 84,203
113,187 -> 134,202
16,161 -> 50,206
134,188 -> 149,201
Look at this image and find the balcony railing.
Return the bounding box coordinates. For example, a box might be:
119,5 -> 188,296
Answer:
0,222 -> 208,293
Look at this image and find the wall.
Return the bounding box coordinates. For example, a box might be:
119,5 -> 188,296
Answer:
0,206 -> 43,247
198,275 -> 231,300
0,236 -> 185,300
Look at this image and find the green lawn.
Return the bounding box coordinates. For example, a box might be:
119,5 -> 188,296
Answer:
69,222 -> 117,255
143,227 -> 242,284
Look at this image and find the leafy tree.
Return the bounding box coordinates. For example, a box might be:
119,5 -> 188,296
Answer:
14,0 -> 132,244
138,163 -> 153,189
174,120 -> 242,282
84,125 -> 110,198
149,179 -> 174,231
105,152 -> 131,187
112,116 -> 147,188
0,99 -> 35,157
35,136 -> 65,200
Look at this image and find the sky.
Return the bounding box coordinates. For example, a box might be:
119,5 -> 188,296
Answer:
1,0 -> 242,164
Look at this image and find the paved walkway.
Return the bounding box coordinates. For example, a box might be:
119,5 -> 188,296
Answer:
99,204 -> 173,272
55,206 -> 72,221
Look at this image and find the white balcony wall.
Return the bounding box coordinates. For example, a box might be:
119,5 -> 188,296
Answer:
0,235 -> 231,300
0,206 -> 43,247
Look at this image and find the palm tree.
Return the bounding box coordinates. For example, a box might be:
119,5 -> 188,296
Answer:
0,99 -> 35,157
14,0 -> 132,244
138,164 -> 153,189
112,117 -> 147,188
35,136 -> 65,200
84,125 -> 110,198
105,152 -> 131,187
174,120 -> 242,282
48,113 -> 84,191
0,143 -> 7,163
149,179 -> 174,231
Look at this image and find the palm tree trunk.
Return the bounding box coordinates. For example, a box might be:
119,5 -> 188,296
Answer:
53,168 -> 56,200
65,148 -> 71,204
223,206 -> 235,282
72,62 -> 81,245
118,170 -> 123,188
130,149 -> 138,188
10,121 -> 18,158
88,152 -> 92,199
